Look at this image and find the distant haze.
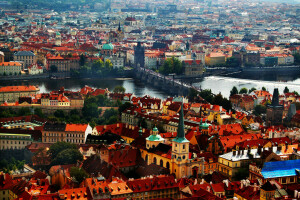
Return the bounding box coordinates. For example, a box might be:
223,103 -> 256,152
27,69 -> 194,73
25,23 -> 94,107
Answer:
258,0 -> 300,4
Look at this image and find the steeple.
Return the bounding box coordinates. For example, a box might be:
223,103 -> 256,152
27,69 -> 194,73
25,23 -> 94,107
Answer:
139,126 -> 143,136
173,103 -> 189,143
271,88 -> 280,107
118,21 -> 121,32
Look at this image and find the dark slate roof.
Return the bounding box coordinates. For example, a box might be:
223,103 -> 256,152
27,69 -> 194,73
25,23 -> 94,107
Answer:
0,128 -> 42,141
43,122 -> 66,132
85,132 -> 125,145
14,51 -> 35,56
148,143 -> 171,154
261,181 -> 277,191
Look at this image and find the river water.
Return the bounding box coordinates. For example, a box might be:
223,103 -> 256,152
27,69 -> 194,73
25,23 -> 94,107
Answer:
0,71 -> 300,99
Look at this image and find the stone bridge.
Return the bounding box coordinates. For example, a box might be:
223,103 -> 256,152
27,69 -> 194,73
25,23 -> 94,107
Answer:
134,67 -> 202,96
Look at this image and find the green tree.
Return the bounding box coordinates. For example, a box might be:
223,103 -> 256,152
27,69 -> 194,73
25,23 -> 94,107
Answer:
159,57 -> 183,75
225,57 -> 239,68
54,110 -> 65,119
293,53 -> 300,65
230,86 -> 238,96
248,87 -> 257,94
48,142 -> 77,159
50,65 -> 58,73
239,87 -> 248,94
284,86 -> 289,94
34,108 -> 44,118
118,102 -> 132,114
262,87 -> 266,91
104,59 -> 113,69
113,85 -> 126,93
51,149 -> 83,165
82,103 -> 100,120
69,167 -> 89,184
91,59 -> 104,74
292,91 -> 299,96
79,54 -> 86,66
254,105 -> 267,116
96,94 -> 106,106
17,107 -> 32,116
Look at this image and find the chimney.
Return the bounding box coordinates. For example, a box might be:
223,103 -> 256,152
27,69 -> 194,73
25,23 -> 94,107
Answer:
117,123 -> 119,128
233,150 -> 236,156
207,186 -> 210,192
254,183 -> 257,192
294,190 -> 298,198
240,181 -> 243,189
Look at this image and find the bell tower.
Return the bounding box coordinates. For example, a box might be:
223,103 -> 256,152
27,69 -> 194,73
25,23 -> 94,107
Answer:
171,103 -> 190,178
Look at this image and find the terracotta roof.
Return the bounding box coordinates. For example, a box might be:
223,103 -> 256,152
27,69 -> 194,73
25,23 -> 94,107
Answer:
65,124 -> 88,132
0,85 -> 39,92
58,187 -> 91,200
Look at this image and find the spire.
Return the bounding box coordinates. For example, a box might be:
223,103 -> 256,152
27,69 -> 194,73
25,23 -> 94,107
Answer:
139,126 -> 143,136
118,21 -> 121,32
177,103 -> 185,139
173,102 -> 189,143
271,88 -> 279,107
199,118 -> 203,130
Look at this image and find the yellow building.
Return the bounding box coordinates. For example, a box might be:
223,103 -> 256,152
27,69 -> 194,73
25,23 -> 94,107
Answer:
0,85 -> 40,104
218,149 -> 261,181
0,133 -> 33,150
0,62 -> 22,76
205,52 -> 226,66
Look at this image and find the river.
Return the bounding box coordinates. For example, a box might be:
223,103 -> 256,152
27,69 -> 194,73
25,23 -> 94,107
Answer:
0,71 -> 300,99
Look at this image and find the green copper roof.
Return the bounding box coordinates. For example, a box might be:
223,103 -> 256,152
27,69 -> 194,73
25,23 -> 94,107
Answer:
153,126 -> 158,132
173,102 -> 189,143
146,134 -> 164,142
102,43 -> 114,50
201,122 -> 211,129
56,31 -> 61,36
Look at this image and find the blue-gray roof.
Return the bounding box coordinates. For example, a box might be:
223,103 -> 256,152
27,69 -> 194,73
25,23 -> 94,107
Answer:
261,159 -> 300,179
14,51 -> 35,56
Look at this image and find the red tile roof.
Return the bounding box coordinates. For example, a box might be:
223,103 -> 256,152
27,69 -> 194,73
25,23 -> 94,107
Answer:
65,124 -> 88,132
0,85 -> 39,92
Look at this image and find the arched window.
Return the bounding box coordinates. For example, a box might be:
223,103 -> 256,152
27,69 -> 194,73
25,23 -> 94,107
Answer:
166,162 -> 170,169
153,157 -> 157,164
160,159 -> 163,167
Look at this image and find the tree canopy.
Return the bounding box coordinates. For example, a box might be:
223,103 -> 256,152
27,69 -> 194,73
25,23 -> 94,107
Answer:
230,86 -> 238,96
159,57 -> 183,75
49,142 -> 77,159
70,167 -> 89,184
239,87 -> 248,94
113,85 -> 126,93
51,149 -> 83,165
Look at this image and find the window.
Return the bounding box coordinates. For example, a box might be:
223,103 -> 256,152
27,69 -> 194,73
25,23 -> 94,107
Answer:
282,178 -> 286,184
183,145 -> 185,150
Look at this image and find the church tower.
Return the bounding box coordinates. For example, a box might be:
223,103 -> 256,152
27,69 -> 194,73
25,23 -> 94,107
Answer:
134,42 -> 145,68
171,103 -> 190,178
55,31 -> 61,46
266,88 -> 284,126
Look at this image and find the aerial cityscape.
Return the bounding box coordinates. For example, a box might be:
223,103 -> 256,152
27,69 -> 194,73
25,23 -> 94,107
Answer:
0,0 -> 300,199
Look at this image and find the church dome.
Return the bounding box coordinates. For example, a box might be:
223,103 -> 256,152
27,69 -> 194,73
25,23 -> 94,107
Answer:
102,43 -> 114,50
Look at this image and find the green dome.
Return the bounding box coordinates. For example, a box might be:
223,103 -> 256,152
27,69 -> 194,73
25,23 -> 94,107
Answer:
153,126 -> 158,132
102,43 -> 114,50
56,31 -> 61,36
146,134 -> 164,142
201,122 -> 211,130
